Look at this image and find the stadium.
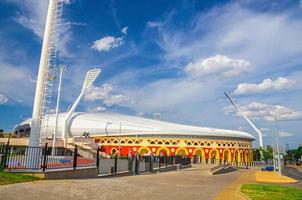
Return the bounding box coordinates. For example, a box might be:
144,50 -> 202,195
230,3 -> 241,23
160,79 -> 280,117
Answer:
17,112 -> 255,164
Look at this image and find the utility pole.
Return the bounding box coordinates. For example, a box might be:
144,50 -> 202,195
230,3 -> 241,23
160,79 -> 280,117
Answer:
274,115 -> 282,176
52,65 -> 64,156
272,140 -> 276,171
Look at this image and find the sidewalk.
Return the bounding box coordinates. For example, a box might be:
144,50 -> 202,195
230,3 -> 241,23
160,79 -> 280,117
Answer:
255,171 -> 298,183
214,169 -> 257,200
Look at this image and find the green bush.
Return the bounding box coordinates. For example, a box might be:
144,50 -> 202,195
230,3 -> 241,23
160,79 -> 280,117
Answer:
0,165 -> 4,172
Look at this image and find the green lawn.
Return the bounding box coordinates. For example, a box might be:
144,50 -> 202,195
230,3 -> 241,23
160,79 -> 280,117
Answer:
0,172 -> 40,185
241,184 -> 302,200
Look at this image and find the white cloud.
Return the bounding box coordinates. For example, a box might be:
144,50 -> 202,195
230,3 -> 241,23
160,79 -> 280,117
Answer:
117,74 -> 219,114
260,127 -> 270,133
224,102 -> 302,122
0,62 -> 35,105
103,95 -> 127,106
6,0 -> 75,58
9,0 -> 48,38
91,36 -> 124,52
146,21 -> 162,28
234,77 -> 295,95
85,84 -> 113,101
279,131 -> 294,137
84,84 -> 127,106
184,55 -> 251,78
0,94 -> 8,104
121,26 -> 128,35
87,106 -> 106,112
260,128 -> 270,137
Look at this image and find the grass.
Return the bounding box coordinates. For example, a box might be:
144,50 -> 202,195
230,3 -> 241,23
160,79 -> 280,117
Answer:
0,171 -> 40,185
241,184 -> 302,200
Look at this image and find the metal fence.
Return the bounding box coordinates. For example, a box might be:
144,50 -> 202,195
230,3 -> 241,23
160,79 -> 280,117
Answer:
97,153 -> 192,176
0,143 -> 96,171
1,144 -> 191,174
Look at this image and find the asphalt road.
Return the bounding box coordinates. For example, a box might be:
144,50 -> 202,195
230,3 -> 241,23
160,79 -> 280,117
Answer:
283,165 -> 302,181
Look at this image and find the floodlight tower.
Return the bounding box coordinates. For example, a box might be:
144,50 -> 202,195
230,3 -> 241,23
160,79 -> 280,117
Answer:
224,92 -> 264,149
61,69 -> 101,139
29,0 -> 64,147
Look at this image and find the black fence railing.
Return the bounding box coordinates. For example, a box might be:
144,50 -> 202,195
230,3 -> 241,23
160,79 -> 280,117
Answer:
96,149 -> 191,176
0,143 -> 96,171
1,144 -> 191,174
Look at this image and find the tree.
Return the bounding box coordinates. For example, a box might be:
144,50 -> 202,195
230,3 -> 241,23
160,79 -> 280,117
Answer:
260,146 -> 273,163
253,148 -> 261,161
285,146 -> 302,162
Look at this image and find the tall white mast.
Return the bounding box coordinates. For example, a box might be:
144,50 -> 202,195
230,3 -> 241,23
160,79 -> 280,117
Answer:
29,0 -> 63,147
30,0 -> 57,147
224,91 -> 264,148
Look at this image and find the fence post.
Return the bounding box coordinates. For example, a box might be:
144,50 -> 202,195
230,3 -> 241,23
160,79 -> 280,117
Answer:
73,145 -> 78,170
2,143 -> 10,169
135,154 -> 139,175
42,143 -> 48,172
96,147 -> 100,170
150,155 -> 153,173
166,155 -> 168,168
159,156 -> 161,169
114,157 -> 117,174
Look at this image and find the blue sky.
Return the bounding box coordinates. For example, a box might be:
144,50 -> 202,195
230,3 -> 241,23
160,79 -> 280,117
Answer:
0,0 -> 302,148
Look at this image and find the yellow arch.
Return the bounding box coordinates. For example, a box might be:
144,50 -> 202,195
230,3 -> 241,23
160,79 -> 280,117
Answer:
244,151 -> 249,163
222,149 -> 232,162
175,147 -> 189,156
193,148 -> 205,157
156,147 -> 170,155
209,149 -> 219,160
234,149 -> 241,162
138,146 -> 151,155
110,148 -> 118,155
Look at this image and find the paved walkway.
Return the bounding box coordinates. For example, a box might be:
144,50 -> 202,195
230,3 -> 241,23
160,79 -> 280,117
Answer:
0,168 -> 241,200
256,171 -> 298,183
215,168 -> 302,200
215,169 -> 257,200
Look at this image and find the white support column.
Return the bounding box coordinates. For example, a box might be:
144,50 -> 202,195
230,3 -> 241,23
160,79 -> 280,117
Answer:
30,0 -> 57,147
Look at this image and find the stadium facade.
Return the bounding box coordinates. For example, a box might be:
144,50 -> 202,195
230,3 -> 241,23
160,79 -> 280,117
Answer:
18,112 -> 255,164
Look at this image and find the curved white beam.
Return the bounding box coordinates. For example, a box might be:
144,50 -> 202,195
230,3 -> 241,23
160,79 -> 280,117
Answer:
61,69 -> 101,138
224,91 -> 264,148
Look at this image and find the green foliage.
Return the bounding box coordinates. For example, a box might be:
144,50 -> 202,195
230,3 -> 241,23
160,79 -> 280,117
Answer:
285,146 -> 302,162
253,148 -> 261,161
0,129 -> 4,133
0,172 -> 40,185
241,184 -> 302,200
260,146 -> 273,163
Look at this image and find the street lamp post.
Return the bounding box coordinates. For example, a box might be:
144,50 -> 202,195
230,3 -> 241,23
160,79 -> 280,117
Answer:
274,115 -> 282,176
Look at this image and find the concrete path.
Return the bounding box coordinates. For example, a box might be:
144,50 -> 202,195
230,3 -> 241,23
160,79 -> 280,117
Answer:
0,168 -> 241,200
215,169 -> 256,200
215,168 -> 302,200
